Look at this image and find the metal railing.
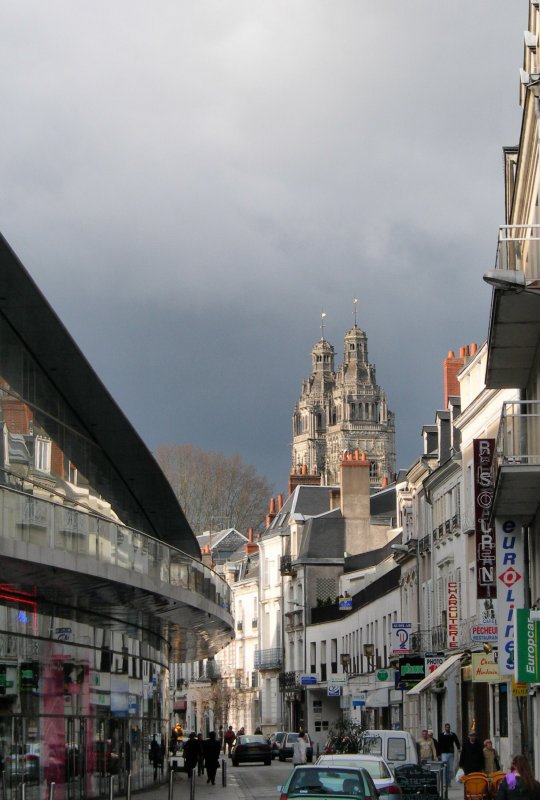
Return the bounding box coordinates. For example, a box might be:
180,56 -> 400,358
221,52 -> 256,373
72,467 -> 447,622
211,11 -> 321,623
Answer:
254,648 -> 283,670
493,224 -> 540,278
0,483 -> 232,612
496,400 -> 540,466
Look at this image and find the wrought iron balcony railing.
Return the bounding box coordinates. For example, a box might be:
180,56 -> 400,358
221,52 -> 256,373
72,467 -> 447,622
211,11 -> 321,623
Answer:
254,648 -> 283,670
496,400 -> 540,466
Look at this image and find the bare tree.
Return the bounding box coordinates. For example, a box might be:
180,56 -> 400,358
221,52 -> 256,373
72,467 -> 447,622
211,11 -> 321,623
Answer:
155,444 -> 273,534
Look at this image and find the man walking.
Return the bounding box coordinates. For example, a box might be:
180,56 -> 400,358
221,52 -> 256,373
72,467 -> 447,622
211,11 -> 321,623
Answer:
417,729 -> 438,762
203,731 -> 221,786
439,723 -> 460,786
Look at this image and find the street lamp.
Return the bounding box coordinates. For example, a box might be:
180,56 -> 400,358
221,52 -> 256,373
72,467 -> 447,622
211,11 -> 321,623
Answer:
483,269 -> 540,293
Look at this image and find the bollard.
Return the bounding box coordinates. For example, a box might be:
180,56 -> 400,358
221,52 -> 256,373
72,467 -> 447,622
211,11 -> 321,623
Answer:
21,782 -> 26,800
109,774 -> 115,800
221,759 -> 227,788
49,783 -> 56,800
126,773 -> 132,800
2,771 -> 6,800
189,770 -> 195,800
168,768 -> 174,800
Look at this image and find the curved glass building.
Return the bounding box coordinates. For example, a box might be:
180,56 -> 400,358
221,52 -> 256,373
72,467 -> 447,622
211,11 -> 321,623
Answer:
0,234 -> 233,799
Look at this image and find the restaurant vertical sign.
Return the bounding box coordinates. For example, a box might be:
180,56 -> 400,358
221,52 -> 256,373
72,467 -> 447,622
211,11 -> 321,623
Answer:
474,439 -> 497,600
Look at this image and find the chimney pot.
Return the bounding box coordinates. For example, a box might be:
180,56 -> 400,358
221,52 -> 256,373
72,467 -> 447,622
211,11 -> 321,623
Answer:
277,494 -> 283,511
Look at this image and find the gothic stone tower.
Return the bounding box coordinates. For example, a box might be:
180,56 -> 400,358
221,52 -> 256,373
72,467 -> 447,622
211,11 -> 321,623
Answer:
292,324 -> 396,489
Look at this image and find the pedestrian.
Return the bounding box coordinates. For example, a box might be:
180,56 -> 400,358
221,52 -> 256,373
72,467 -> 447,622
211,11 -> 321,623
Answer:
254,726 -> 263,735
428,730 -> 440,758
197,733 -> 205,776
459,730 -> 484,775
182,732 -> 199,779
218,726 -> 224,748
149,735 -> 162,781
496,754 -> 540,800
293,732 -> 308,766
483,739 -> 500,775
203,731 -> 221,786
439,723 -> 461,786
417,729 -> 438,762
224,726 -> 236,757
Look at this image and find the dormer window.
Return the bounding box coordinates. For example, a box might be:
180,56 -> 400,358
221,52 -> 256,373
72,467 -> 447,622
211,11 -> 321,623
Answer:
34,436 -> 51,473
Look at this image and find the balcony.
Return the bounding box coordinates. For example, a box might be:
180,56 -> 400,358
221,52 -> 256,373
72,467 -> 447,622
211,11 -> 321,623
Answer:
285,609 -> 303,632
431,625 -> 447,650
254,648 -> 283,670
279,670 -> 302,691
280,555 -> 296,576
491,400 -> 540,519
485,225 -> 540,389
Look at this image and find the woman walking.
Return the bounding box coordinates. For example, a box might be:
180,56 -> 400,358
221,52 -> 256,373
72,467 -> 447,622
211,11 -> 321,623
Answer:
496,754 -> 540,800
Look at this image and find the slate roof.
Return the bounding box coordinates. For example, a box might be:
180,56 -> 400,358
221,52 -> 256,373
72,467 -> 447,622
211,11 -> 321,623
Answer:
297,514 -> 345,560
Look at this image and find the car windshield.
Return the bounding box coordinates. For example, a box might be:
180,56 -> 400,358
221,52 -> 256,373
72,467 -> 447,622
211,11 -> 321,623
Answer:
239,736 -> 265,744
318,757 -> 391,779
287,768 -> 367,798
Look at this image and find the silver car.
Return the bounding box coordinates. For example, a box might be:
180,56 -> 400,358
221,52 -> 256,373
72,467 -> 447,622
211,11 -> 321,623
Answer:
315,753 -> 402,798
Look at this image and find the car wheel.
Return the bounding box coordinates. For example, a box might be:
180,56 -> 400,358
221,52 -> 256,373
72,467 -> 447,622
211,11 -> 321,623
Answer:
232,760 -> 239,767
278,754 -> 284,762
265,759 -> 271,766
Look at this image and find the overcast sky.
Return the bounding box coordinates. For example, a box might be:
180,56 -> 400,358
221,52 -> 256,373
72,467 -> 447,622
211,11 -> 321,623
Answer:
0,1 -> 527,498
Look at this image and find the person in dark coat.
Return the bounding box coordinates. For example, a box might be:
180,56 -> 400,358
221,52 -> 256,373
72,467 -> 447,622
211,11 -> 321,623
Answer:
203,731 -> 221,786
496,754 -> 540,800
458,731 -> 484,775
182,733 -> 199,779
149,735 -> 162,781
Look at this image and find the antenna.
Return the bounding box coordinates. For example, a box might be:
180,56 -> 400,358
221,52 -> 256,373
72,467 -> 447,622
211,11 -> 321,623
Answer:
320,311 -> 327,340
353,297 -> 358,327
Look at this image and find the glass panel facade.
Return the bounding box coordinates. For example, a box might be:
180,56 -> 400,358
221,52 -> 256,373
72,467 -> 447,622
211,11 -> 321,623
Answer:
0,254 -> 232,798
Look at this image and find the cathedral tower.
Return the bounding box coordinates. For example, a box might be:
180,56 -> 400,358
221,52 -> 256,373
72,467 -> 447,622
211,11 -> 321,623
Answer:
292,322 -> 396,488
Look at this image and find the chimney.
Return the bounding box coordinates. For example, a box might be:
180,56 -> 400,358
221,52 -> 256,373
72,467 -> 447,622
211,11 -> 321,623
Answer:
248,527 -> 254,542
443,348 -> 466,409
277,494 -> 283,511
340,450 -> 373,554
287,464 -> 322,495
329,487 -> 341,510
265,497 -> 277,528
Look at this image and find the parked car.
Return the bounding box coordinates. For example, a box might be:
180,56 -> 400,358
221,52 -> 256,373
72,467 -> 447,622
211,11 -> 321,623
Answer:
268,732 -> 287,760
231,734 -> 271,766
277,764 -> 379,800
316,753 -> 402,797
278,732 -> 313,762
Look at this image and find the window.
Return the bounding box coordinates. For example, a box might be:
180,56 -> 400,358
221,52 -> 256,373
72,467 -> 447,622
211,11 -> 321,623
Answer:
34,436 -> 51,473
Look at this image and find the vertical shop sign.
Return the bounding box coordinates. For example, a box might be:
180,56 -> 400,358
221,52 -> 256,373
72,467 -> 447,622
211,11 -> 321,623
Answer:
447,582 -> 459,649
473,439 -> 497,599
496,518 -> 525,675
515,609 -> 540,683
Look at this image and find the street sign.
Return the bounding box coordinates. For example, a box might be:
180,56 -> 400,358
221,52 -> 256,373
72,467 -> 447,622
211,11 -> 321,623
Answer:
300,674 -> 317,686
339,596 -> 353,611
391,622 -> 412,654
377,670 -> 389,681
329,673 -> 347,685
327,685 -> 341,697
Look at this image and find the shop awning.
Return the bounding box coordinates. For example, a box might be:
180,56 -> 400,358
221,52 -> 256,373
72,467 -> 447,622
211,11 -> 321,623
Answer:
407,653 -> 462,696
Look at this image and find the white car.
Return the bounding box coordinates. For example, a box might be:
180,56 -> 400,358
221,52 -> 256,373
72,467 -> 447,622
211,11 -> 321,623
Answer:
315,753 -> 402,798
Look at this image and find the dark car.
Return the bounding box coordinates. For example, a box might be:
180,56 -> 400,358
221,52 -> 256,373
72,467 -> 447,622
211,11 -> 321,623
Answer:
278,764 -> 379,800
278,732 -> 313,763
268,732 -> 287,760
231,734 -> 272,766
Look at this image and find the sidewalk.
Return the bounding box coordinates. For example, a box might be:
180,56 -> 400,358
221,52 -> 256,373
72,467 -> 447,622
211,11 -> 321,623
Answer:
133,763 -> 246,800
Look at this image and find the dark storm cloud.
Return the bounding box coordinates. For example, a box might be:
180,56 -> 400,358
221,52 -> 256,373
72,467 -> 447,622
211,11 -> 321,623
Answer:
0,1 -> 525,493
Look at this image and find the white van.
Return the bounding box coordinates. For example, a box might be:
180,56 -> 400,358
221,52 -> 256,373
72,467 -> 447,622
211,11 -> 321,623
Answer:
359,730 -> 418,771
